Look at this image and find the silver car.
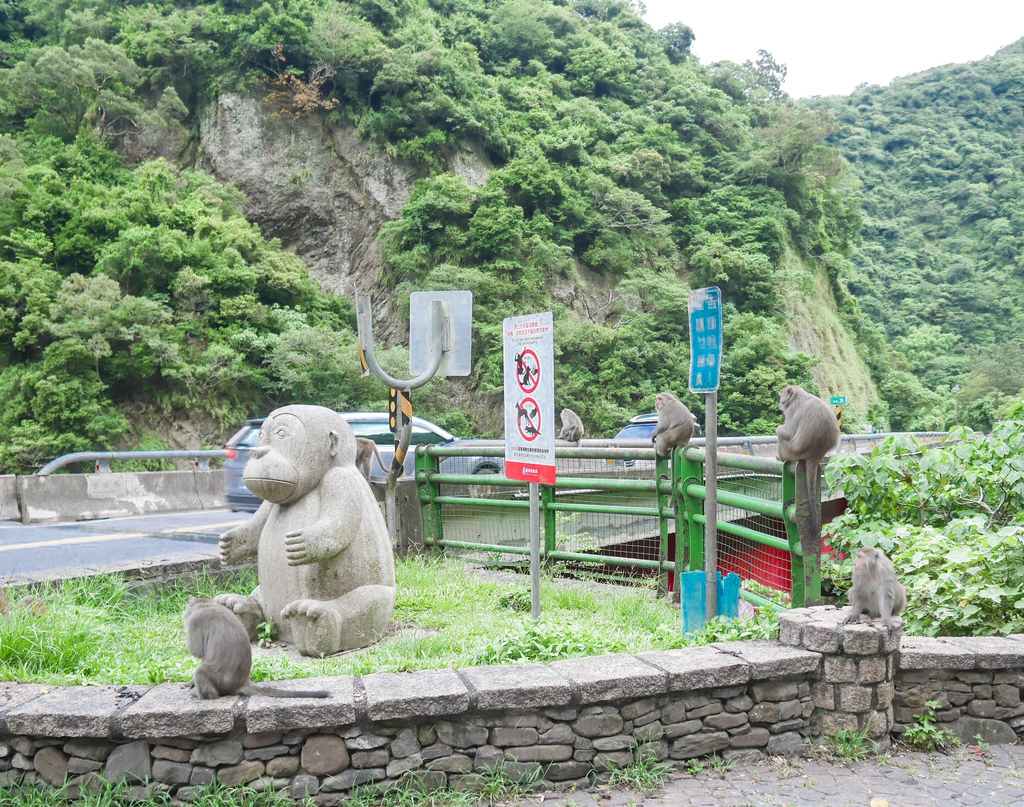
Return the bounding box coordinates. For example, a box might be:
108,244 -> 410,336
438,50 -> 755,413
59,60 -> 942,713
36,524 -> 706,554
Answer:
224,412 -> 501,512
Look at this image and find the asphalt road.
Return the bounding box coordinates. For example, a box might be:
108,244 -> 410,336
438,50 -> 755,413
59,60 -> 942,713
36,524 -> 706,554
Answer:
0,510 -> 246,581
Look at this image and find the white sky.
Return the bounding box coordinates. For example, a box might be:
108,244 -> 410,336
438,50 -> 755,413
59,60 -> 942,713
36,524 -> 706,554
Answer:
640,1 -> 1024,98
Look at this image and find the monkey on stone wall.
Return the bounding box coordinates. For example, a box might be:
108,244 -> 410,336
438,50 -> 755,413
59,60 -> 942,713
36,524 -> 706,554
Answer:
184,598 -> 330,699
651,391 -> 695,459
840,547 -> 907,630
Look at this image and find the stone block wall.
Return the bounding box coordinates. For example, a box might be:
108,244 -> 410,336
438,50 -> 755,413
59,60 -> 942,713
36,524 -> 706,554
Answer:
778,605 -> 901,747
893,635 -> 1024,745
0,641 -> 819,803
5,609 -> 1024,803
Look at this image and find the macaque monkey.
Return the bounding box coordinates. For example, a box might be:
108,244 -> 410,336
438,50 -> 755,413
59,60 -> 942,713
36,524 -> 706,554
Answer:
558,408 -> 585,443
652,391 -> 695,459
775,385 -> 841,537
355,437 -> 384,481
840,547 -> 907,629
184,598 -> 330,699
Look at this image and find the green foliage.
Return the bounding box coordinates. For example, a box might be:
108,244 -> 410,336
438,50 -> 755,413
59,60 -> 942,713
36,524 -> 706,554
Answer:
825,423 -> 1024,636
816,725 -> 871,764
0,137 -> 361,471
903,700 -> 958,751
813,42 -> 1024,426
475,616 -> 625,664
0,0 -> 871,454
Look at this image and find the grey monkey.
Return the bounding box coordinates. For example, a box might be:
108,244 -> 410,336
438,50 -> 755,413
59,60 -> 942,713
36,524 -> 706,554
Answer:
558,408 -> 585,443
184,598 -> 330,699
651,392 -> 694,459
775,384 -> 841,537
355,437 -> 385,481
840,547 -> 907,629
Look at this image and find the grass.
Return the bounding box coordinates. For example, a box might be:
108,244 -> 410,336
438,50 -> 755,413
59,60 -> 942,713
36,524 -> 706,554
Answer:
0,779 -> 310,807
0,555 -> 779,686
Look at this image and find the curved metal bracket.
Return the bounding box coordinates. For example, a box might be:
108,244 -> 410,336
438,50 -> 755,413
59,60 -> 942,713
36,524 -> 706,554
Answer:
357,296 -> 444,391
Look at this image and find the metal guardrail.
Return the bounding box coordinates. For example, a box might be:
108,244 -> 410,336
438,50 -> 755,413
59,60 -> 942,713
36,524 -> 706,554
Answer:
36,450 -> 229,476
414,432 -> 950,609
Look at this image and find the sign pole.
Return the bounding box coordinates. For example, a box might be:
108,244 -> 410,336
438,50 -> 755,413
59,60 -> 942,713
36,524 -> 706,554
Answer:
529,482 -> 541,621
688,286 -> 724,628
704,390 -> 718,622
503,312 -> 557,624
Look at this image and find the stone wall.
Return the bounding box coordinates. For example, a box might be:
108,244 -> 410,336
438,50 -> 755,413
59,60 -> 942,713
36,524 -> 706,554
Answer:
4,608 -> 1024,803
893,635 -> 1024,745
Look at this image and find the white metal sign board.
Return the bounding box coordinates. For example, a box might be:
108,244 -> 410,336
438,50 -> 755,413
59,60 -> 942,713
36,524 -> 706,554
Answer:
689,286 -> 723,393
503,312 -> 556,485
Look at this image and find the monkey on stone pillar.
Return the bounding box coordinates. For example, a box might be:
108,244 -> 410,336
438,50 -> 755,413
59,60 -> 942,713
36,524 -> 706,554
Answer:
840,547 -> 907,630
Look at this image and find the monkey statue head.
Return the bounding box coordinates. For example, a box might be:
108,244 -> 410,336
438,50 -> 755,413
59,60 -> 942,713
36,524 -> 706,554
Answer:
243,405 -> 355,504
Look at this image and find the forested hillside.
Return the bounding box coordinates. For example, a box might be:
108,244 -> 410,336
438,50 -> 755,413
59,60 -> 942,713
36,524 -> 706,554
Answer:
1,0 -> 873,471
811,39 -> 1024,431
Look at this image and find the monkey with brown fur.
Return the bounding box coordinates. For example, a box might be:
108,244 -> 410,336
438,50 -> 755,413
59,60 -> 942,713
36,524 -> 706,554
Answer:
355,437 -> 384,481
840,547 -> 907,629
775,384 -> 841,537
651,392 -> 695,459
184,598 -> 330,699
558,408 -> 585,443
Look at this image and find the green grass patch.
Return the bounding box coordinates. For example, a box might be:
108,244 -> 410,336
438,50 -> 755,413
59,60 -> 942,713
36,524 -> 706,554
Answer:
0,556 -> 779,686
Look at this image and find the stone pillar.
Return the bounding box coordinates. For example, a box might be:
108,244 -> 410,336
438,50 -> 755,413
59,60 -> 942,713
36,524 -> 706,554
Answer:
778,605 -> 901,749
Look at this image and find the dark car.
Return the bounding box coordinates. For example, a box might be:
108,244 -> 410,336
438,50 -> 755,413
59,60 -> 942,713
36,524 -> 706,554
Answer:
612,412 -> 704,441
608,412 -> 704,467
224,412 -> 502,512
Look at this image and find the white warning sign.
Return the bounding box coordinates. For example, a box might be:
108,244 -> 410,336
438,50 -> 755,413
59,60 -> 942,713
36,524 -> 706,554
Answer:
503,313 -> 556,484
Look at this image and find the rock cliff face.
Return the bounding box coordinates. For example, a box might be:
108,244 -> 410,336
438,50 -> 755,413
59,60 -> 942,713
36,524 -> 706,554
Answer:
197,94 -> 418,302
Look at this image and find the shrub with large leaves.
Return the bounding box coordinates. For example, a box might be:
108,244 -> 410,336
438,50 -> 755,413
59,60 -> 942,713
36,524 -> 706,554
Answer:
824,422 -> 1024,636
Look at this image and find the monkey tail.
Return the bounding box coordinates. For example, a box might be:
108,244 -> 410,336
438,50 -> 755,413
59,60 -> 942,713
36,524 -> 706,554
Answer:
243,684 -> 330,699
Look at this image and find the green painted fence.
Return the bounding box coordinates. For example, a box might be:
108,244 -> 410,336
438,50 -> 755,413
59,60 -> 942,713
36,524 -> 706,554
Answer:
414,442 -> 820,610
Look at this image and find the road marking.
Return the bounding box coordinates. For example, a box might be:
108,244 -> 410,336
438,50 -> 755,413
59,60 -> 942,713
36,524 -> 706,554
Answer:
0,532 -> 149,552
0,519 -> 244,553
166,521 -> 244,532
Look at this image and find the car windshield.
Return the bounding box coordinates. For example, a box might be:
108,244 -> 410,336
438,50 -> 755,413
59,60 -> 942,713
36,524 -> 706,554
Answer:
227,424 -> 263,448
614,424 -> 655,440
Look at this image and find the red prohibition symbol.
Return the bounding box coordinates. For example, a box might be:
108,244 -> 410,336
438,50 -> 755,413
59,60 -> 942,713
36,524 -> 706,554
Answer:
514,349 -> 540,393
516,397 -> 542,441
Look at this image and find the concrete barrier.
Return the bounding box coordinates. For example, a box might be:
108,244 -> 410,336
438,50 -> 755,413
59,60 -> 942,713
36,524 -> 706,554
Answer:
16,469 -> 226,524
0,475 -> 18,521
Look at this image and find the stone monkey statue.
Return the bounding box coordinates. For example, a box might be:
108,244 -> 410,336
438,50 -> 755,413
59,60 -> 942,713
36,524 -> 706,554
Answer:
558,408 -> 585,443
215,405 -> 396,657
840,547 -> 907,630
651,391 -> 695,459
184,598 -> 330,698
775,384 -> 841,538
355,437 -> 384,481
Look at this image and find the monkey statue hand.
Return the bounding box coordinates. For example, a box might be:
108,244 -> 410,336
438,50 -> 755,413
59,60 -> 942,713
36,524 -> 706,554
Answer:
284,522 -> 351,567
212,593 -> 264,641
219,502 -> 270,566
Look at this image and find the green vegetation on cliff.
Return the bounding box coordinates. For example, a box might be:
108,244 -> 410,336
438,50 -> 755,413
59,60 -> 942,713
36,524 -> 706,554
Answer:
0,0 -> 870,469
812,39 -> 1024,430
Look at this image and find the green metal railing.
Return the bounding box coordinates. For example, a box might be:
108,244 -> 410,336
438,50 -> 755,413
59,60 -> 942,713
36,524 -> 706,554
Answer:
415,443 -> 818,609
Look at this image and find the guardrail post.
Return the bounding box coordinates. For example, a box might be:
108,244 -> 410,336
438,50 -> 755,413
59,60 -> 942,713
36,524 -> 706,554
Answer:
781,460 -> 821,607
675,446 -> 704,580
654,453 -> 673,595
416,447 -> 443,549
541,484 -> 556,563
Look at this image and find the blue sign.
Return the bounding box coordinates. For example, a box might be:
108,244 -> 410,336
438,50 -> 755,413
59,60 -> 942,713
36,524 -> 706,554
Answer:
688,287 -> 723,393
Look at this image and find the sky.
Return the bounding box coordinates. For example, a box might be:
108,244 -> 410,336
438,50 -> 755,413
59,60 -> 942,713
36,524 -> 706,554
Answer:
639,1 -> 1024,99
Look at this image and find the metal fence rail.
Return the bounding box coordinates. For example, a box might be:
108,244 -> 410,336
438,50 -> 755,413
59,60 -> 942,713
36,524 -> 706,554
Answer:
416,442 -> 807,608
415,432 -> 947,609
